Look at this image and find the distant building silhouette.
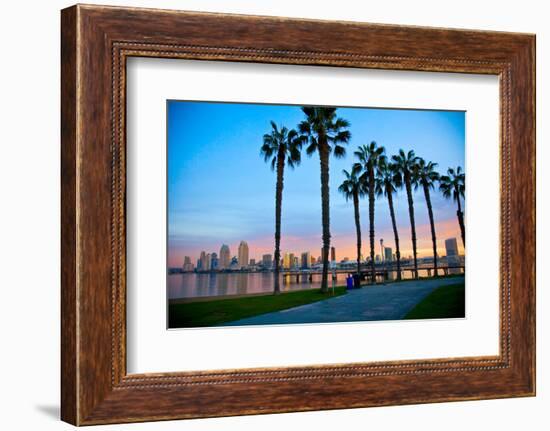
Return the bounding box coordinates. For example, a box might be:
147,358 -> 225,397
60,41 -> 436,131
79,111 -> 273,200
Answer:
210,252 -> 218,270
198,251 -> 206,271
445,238 -> 459,257
262,254 -> 272,269
283,252 -> 291,269
384,247 -> 393,262
301,251 -> 311,269
289,253 -> 295,269
238,241 -> 249,269
219,244 -> 231,269
445,237 -> 461,274
183,256 -> 194,272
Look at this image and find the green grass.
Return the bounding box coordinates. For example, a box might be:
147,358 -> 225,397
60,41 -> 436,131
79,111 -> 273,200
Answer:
404,282 -> 465,320
169,286 -> 347,328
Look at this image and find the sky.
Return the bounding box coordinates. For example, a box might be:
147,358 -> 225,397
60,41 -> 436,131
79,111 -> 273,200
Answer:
167,100 -> 465,267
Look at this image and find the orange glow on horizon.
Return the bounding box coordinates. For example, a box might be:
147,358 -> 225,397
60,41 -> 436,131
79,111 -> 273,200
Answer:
168,217 -> 465,266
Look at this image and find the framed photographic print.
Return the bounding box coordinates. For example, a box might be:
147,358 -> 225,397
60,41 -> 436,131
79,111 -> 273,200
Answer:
61,4 -> 535,425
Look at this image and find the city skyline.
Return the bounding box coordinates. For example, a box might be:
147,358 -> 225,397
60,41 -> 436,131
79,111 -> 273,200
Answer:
168,101 -> 465,267
178,236 -> 463,272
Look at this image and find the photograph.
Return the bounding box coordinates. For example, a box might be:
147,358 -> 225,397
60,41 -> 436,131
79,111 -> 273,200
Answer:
167,101 -> 466,329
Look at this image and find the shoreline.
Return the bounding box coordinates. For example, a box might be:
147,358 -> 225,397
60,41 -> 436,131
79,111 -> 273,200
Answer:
169,273 -> 465,304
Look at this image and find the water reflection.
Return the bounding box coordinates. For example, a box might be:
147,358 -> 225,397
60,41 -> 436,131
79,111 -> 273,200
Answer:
168,267 -> 464,300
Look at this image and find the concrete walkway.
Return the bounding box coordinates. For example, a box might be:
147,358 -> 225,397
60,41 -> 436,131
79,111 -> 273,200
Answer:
223,276 -> 464,326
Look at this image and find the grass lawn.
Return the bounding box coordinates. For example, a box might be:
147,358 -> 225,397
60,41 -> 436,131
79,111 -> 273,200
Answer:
169,286 -> 347,328
404,282 -> 465,320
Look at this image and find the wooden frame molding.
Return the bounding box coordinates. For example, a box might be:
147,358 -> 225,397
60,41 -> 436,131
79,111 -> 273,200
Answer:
61,4 -> 535,425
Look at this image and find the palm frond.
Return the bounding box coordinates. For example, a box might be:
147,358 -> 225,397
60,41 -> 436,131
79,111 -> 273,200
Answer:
270,155 -> 277,171
333,144 -> 346,158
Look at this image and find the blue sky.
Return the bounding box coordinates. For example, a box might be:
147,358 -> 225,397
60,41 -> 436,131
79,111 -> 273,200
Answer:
167,100 -> 465,266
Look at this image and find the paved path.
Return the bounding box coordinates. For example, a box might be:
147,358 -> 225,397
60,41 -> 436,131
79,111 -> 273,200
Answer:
223,276 -> 464,326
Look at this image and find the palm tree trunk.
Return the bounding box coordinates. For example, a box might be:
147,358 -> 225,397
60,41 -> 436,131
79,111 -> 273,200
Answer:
423,183 -> 438,277
387,191 -> 401,280
456,195 -> 465,247
405,175 -> 418,279
319,141 -> 330,293
353,191 -> 362,281
368,169 -> 376,283
273,152 -> 285,294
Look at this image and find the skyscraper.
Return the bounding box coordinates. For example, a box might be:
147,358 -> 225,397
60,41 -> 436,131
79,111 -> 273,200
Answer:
219,244 -> 231,269
289,253 -> 295,269
283,252 -> 291,269
204,253 -> 211,271
210,252 -> 218,270
445,238 -> 459,257
183,256 -> 194,272
301,251 -> 311,269
445,238 -> 460,273
262,254 -> 272,269
384,247 -> 393,262
198,251 -> 206,271
238,241 -> 249,269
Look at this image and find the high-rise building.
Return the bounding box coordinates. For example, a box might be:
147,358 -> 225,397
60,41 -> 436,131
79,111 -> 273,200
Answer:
375,254 -> 381,263
198,251 -> 206,271
210,252 -> 218,270
249,258 -> 255,266
283,253 -> 291,269
331,247 -> 336,262
384,247 -> 393,262
289,253 -> 295,269
204,253 -> 211,271
183,256 -> 194,272
262,254 -> 272,269
238,241 -> 249,269
219,244 -> 231,269
445,238 -> 459,257
445,237 -> 460,273
301,251 -> 311,269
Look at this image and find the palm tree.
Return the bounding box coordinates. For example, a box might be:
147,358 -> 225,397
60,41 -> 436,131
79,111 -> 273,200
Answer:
355,142 -> 386,283
439,166 -> 466,246
392,149 -> 420,278
375,159 -> 402,280
338,165 -> 365,281
260,121 -> 303,294
414,158 -> 440,276
299,107 -> 351,293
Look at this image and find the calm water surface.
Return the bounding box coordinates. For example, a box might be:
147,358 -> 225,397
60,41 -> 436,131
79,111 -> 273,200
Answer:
168,267 -> 456,299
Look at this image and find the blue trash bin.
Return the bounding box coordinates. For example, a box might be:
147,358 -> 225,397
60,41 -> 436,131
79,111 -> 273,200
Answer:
346,275 -> 353,289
